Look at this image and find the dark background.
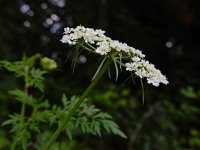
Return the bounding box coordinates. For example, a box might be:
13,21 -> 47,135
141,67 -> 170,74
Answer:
0,0 -> 200,149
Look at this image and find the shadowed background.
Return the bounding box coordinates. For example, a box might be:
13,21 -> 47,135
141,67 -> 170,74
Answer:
0,0 -> 200,149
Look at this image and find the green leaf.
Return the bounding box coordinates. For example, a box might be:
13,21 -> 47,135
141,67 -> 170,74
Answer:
101,120 -> 127,138
108,67 -> 112,79
0,60 -> 24,77
29,68 -> 46,92
61,94 -> 68,106
29,123 -> 40,133
119,53 -> 122,71
9,89 -> 37,106
9,89 -> 29,103
71,42 -> 82,73
1,118 -> 13,126
51,95 -> 127,139
91,57 -> 107,81
114,60 -> 119,81
67,96 -> 126,138
23,53 -> 41,68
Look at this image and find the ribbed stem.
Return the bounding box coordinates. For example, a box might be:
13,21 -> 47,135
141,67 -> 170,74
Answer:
44,58 -> 112,150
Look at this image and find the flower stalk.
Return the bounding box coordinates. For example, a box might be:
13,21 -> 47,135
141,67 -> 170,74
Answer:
11,65 -> 29,150
44,25 -> 169,149
44,58 -> 113,150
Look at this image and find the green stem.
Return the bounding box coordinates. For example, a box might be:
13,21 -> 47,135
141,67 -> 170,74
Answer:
21,67 -> 29,122
11,138 -> 19,150
115,59 -> 126,67
80,44 -> 96,54
85,42 -> 96,50
44,58 -> 113,150
115,56 -> 132,59
11,66 -> 29,150
20,102 -> 26,121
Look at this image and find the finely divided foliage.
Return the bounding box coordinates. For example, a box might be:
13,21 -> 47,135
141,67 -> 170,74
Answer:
61,26 -> 169,87
0,54 -> 126,150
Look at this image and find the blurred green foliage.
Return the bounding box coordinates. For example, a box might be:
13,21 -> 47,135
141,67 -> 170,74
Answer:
0,0 -> 200,150
0,55 -> 126,149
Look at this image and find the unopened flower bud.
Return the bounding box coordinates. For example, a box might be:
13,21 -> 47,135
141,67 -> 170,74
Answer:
41,57 -> 57,70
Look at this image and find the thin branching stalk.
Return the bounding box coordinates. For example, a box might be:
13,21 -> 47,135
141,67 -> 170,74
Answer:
44,58 -> 113,150
21,66 -> 29,122
11,66 -> 29,150
127,102 -> 160,150
115,59 -> 126,67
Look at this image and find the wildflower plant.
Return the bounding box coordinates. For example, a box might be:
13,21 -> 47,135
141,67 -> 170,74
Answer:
0,26 -> 169,150
44,26 -> 169,149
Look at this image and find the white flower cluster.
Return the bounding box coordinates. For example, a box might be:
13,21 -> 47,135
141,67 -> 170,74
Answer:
61,26 -> 169,87
60,26 -> 143,57
125,58 -> 168,87
61,26 -> 109,45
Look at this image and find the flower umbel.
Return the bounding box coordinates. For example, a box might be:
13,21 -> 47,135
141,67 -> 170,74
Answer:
61,26 -> 169,86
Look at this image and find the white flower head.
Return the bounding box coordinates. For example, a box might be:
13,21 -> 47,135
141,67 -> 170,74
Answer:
125,60 -> 169,86
96,41 -> 111,55
110,40 -> 129,53
61,26 -> 169,87
61,25 -> 108,45
132,56 -> 141,62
